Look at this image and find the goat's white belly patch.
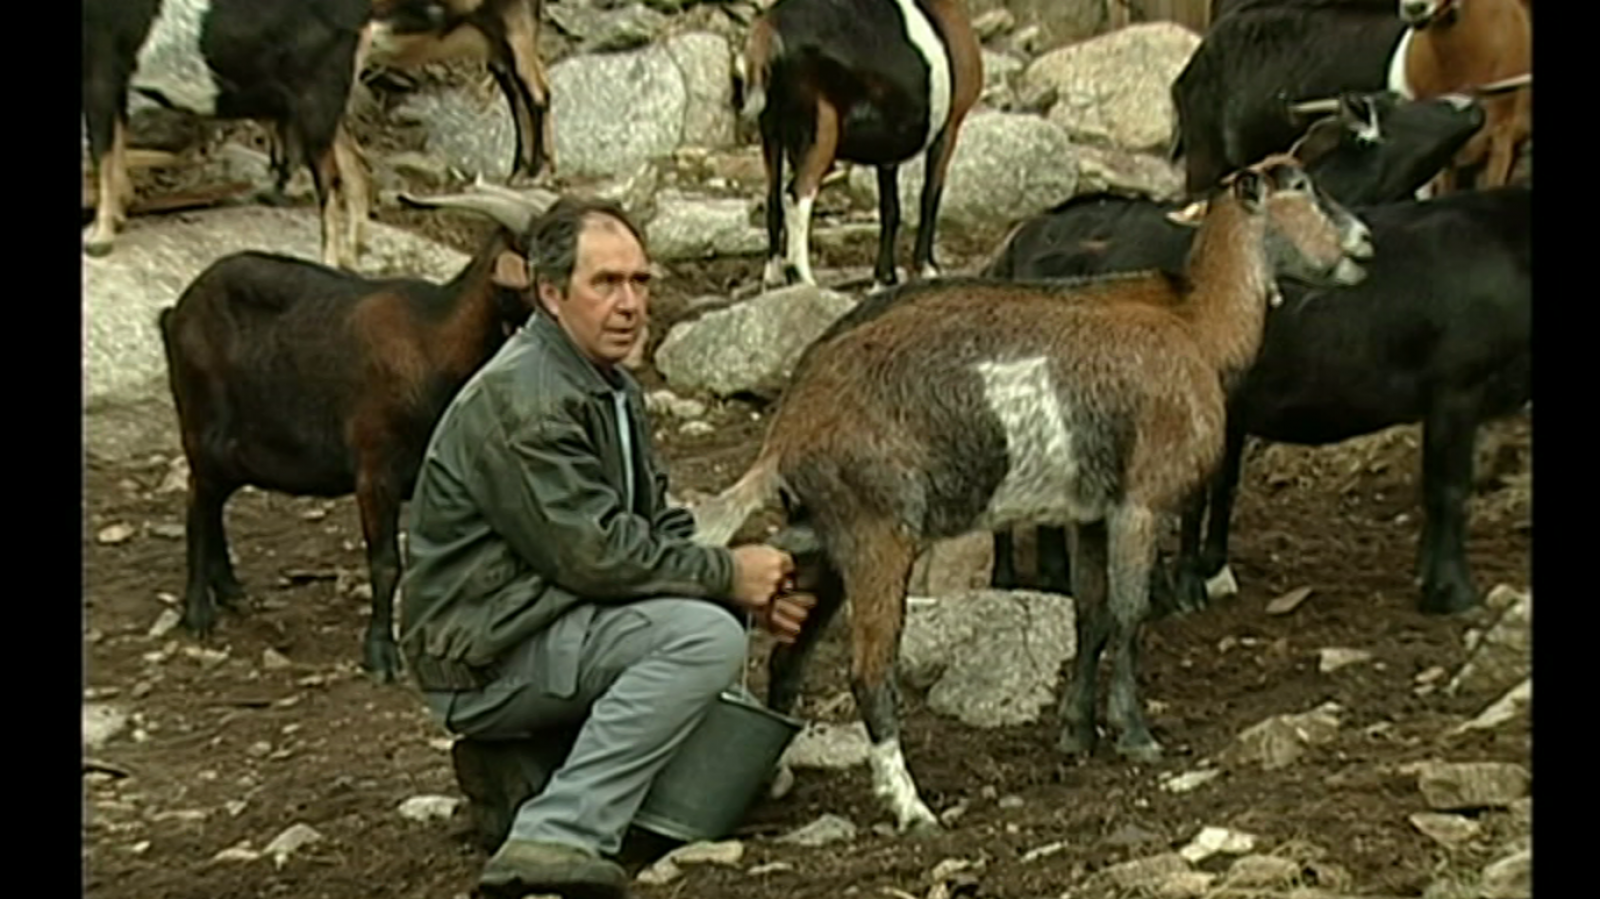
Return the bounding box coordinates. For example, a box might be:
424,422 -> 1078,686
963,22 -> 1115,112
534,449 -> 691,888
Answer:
132,0 -> 222,116
974,356 -> 1088,529
890,0 -> 953,153
1386,27 -> 1416,100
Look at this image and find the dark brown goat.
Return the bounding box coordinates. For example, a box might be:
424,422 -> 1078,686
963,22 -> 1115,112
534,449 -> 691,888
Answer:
690,155 -> 1373,833
158,181 -> 552,681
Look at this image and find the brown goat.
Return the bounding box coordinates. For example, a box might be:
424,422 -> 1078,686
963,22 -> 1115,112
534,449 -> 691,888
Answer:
158,180 -> 551,682
690,155 -> 1373,833
1391,0 -> 1531,192
740,0 -> 983,289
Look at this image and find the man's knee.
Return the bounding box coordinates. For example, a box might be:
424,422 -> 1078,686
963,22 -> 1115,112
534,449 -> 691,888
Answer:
641,598 -> 747,676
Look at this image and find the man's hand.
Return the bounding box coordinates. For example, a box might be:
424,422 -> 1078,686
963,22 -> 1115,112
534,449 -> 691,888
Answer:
762,591 -> 816,645
729,544 -> 794,613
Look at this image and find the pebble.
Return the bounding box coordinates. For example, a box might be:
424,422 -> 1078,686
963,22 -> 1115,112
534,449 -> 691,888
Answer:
778,813 -> 857,847
1160,769 -> 1221,794
398,795 -> 462,822
263,823 -> 323,868
148,608 -> 183,639
96,523 -> 136,545
1179,826 -> 1256,863
262,648 -> 293,671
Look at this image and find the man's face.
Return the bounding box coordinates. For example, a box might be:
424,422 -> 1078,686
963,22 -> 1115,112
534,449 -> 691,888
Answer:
539,216 -> 652,369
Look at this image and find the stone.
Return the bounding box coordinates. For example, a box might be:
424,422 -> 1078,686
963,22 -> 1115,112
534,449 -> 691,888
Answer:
1095,853 -> 1192,891
1025,23 -> 1202,152
1318,647 -> 1374,673
1224,702 -> 1343,770
781,721 -> 871,770
1408,812 -> 1482,846
1224,854 -> 1304,888
1479,849 -> 1531,899
1179,826 -> 1257,864
397,795 -> 462,823
777,813 -> 857,847
1417,762 -> 1530,811
549,46 -> 687,180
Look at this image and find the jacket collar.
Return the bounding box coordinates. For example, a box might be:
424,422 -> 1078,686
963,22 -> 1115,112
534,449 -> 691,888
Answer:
525,311 -> 629,397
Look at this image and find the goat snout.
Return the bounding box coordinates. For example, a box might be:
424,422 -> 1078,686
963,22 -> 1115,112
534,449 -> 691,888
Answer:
1342,222 -> 1375,260
1332,257 -> 1368,286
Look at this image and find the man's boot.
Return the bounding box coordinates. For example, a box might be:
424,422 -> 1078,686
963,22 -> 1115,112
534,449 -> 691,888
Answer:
477,839 -> 629,899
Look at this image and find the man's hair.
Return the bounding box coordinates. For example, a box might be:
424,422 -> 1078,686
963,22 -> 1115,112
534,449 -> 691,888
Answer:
527,196 -> 648,299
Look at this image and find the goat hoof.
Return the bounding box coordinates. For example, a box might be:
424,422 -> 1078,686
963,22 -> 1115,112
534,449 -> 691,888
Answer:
1418,580 -> 1480,616
1055,727 -> 1096,758
83,238 -> 114,258
905,817 -> 942,839
362,641 -> 405,684
1114,734 -> 1164,763
766,763 -> 796,800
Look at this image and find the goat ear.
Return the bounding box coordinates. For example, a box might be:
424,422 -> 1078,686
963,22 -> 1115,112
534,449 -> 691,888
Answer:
1165,200 -> 1209,227
1232,170 -> 1268,210
1289,117 -> 1344,166
492,251 -> 531,289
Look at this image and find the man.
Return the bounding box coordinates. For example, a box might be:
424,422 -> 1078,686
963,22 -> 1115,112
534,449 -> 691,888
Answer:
398,196 -> 813,899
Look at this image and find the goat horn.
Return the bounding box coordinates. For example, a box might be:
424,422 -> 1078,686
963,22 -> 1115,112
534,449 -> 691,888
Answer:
1287,97 -> 1341,115
396,190 -> 545,237
1474,73 -> 1531,95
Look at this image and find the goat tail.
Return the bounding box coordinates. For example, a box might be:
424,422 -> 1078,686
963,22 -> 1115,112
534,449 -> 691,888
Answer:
691,453 -> 783,548
738,18 -> 784,123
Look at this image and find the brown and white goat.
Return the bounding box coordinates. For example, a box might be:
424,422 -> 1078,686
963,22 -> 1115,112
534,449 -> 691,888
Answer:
158,179 -> 550,682
1390,0 -> 1531,192
690,155 -> 1373,833
739,0 -> 983,289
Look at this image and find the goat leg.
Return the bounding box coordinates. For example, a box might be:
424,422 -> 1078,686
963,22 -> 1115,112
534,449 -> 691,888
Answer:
911,124 -> 959,281
1479,128 -> 1519,190
843,525 -> 938,834
1416,395 -> 1482,615
332,124 -> 371,259
783,98 -> 840,287
1036,524 -> 1072,595
311,140 -> 351,270
1057,519 -> 1109,758
85,115 -> 130,257
1104,503 -> 1162,762
1161,487 -> 1212,617
989,530 -> 1020,589
354,471 -> 405,682
181,473 -> 238,639
760,113 -> 788,290
1198,421 -> 1247,601
873,164 -> 902,287
767,555 -> 845,716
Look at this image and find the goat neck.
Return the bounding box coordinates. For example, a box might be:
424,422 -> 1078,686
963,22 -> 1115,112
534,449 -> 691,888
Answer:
1176,192 -> 1274,386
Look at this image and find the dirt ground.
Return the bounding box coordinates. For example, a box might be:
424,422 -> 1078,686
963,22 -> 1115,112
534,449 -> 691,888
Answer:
83,75 -> 1532,899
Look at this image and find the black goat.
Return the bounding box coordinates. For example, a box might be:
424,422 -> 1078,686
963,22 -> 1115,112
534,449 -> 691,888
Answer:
83,0 -> 375,269
740,0 -> 984,289
991,178 -> 1530,618
1172,0 -> 1409,197
988,89 -> 1485,598
158,181 -> 551,681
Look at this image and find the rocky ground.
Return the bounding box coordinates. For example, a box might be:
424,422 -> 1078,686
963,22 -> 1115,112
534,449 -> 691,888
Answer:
82,7 -> 1532,899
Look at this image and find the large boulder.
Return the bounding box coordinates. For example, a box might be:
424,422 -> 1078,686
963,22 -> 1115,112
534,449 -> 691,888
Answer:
1024,22 -> 1202,153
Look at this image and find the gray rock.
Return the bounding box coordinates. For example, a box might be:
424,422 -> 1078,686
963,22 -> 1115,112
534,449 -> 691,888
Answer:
978,50 -> 1025,111
1072,145 -> 1186,202
1224,854 -> 1303,889
84,703 -> 130,752
1025,23 -> 1201,152
393,85 -> 518,182
777,813 -> 857,847
665,32 -> 737,149
1409,812 -> 1482,846
397,795 -> 462,822
845,111 -> 1079,238
907,532 -> 995,598
547,3 -> 668,53
1448,587 -> 1531,696
781,721 -> 871,770
645,191 -> 765,261
1178,826 -> 1256,863
1418,762 -> 1530,811
665,839 -> 744,866
1479,848 -> 1531,899
899,590 -> 1076,728
1094,853 -> 1192,891
81,207 -> 469,461
550,47 -> 687,179
654,283 -> 857,399
1222,702 -> 1343,770
1452,678 -> 1531,735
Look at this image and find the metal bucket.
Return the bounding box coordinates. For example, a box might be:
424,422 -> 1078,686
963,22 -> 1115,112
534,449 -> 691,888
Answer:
631,685 -> 805,843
